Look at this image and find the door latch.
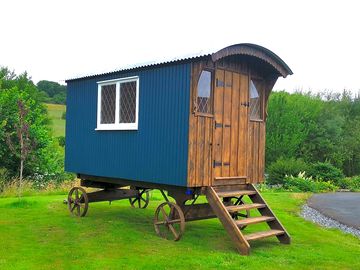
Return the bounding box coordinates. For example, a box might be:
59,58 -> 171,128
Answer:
215,121 -> 223,129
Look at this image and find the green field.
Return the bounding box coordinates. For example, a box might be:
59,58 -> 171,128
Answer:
0,191 -> 358,270
46,103 -> 66,137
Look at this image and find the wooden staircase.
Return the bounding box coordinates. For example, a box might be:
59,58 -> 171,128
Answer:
206,184 -> 290,255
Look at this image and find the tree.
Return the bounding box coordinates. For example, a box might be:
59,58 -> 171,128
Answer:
37,80 -> 66,104
266,90 -> 360,176
266,91 -> 322,165
0,68 -> 65,184
5,100 -> 34,195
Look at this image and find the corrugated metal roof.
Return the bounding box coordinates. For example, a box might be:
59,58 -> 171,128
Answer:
66,51 -> 210,82
66,43 -> 293,82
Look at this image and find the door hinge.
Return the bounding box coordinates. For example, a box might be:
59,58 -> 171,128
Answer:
240,101 -> 250,107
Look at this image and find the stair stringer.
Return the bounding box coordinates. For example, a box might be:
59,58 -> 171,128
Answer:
205,186 -> 250,255
247,184 -> 291,244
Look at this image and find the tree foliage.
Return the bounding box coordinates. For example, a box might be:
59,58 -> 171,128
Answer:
37,80 -> 66,104
266,90 -> 360,176
0,67 -> 65,183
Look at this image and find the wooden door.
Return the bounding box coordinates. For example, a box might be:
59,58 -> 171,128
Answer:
212,69 -> 249,184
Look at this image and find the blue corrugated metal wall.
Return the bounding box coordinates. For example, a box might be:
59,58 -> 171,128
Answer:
65,63 -> 191,187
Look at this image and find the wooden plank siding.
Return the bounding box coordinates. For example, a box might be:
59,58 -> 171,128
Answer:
187,60 -> 214,187
188,59 -> 269,187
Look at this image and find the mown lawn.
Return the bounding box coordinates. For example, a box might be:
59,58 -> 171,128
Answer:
0,192 -> 359,270
45,103 -> 66,137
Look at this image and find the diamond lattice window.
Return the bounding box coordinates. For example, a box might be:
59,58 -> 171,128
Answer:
249,80 -> 262,120
196,70 -> 212,114
100,84 -> 116,124
120,81 -> 136,123
97,77 -> 139,130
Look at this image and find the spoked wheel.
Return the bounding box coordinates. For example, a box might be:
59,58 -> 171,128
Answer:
129,188 -> 150,209
68,187 -> 89,217
154,202 -> 185,241
227,196 -> 250,230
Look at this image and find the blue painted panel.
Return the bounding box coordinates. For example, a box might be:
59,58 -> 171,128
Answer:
65,63 -> 191,187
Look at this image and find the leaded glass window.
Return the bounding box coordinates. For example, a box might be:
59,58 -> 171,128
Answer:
97,77 -> 139,130
249,80 -> 262,120
100,84 -> 116,124
196,70 -> 212,114
119,81 -> 137,123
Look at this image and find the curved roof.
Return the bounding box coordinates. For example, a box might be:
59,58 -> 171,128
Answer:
66,43 -> 292,81
211,43 -> 293,78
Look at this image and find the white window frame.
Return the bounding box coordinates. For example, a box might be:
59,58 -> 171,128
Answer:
96,76 -> 139,131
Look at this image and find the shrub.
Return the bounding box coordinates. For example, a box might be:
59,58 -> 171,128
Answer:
283,172 -> 337,192
0,167 -> 11,192
267,158 -> 310,185
337,176 -> 360,191
61,111 -> 66,120
0,178 -> 78,198
57,136 -> 65,147
308,162 -> 344,184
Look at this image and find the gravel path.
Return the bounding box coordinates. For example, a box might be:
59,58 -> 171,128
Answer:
301,204 -> 360,238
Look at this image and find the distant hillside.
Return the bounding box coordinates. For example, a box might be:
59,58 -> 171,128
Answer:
46,103 -> 66,137
37,80 -> 66,104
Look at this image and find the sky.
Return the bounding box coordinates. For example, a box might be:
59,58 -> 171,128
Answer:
1,0 -> 359,93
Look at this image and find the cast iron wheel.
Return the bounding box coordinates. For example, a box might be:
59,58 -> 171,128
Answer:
228,196 -> 250,230
68,187 -> 89,217
154,202 -> 185,241
129,188 -> 150,209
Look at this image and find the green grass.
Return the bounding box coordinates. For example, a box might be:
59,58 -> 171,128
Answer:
46,103 -> 66,137
0,192 -> 359,270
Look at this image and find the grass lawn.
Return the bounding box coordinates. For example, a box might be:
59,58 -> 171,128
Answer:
45,103 -> 66,137
0,191 -> 359,270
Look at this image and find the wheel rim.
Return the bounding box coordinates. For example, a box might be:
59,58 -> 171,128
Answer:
68,187 -> 89,217
154,202 -> 185,241
129,189 -> 150,209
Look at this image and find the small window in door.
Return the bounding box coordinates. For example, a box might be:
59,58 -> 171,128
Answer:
249,79 -> 262,120
196,70 -> 212,114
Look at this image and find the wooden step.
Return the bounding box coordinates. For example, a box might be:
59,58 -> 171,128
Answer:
245,229 -> 285,241
226,203 -> 266,213
235,216 -> 275,226
206,186 -> 250,255
216,190 -> 257,198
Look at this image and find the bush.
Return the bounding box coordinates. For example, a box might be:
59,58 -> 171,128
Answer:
283,172 -> 337,192
267,158 -> 310,185
61,111 -> 66,120
337,176 -> 360,191
57,136 -> 65,147
308,162 -> 344,184
0,178 -> 78,198
0,167 -> 10,192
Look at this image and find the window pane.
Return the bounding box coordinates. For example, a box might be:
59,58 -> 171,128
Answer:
119,81 -> 137,123
197,70 -> 212,114
250,80 -> 261,120
101,84 -> 116,124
